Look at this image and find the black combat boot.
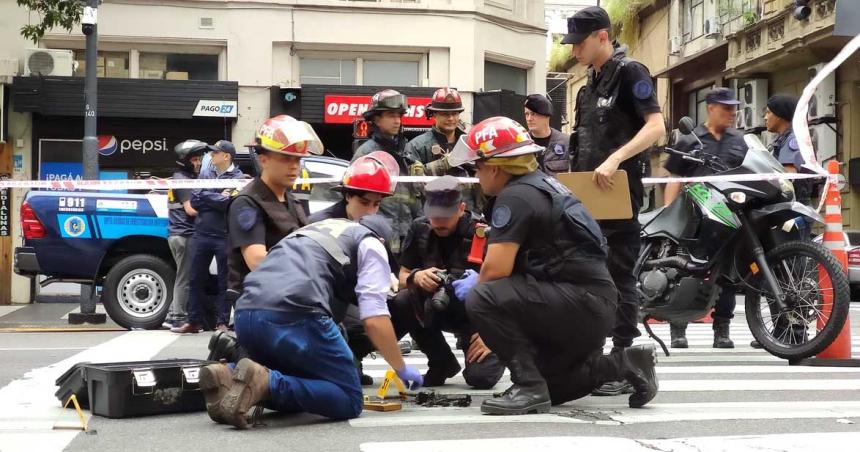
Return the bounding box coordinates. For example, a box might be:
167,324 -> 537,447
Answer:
207,331 -> 249,363
355,358 -> 374,386
591,347 -> 633,396
670,323 -> 689,348
481,355 -> 550,415
623,344 -> 659,408
713,317 -> 735,349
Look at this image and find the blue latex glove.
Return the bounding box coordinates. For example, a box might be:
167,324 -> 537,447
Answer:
395,365 -> 423,390
452,269 -> 479,301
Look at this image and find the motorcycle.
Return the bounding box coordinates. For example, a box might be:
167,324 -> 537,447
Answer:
637,117 -> 849,361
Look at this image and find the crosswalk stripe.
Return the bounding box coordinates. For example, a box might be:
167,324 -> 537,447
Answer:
359,432 -> 860,451
350,411 -> 587,428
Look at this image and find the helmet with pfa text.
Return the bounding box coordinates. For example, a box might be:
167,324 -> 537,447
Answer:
255,115 -> 324,157
447,116 -> 543,167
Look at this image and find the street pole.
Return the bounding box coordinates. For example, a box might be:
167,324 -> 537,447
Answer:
69,0 -> 106,325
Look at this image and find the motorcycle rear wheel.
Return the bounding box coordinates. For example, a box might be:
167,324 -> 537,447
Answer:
744,240 -> 850,361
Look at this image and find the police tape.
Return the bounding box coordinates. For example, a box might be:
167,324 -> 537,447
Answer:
0,172 -> 828,191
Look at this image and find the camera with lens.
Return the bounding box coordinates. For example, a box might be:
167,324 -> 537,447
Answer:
429,270 -> 459,312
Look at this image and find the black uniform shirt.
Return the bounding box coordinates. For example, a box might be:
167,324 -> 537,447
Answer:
168,170 -> 195,237
227,196 -> 295,250
664,125 -> 748,177
616,61 -> 662,118
487,181 -> 553,273
400,215 -> 467,271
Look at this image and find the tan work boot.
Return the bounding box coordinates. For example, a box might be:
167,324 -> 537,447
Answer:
199,363 -> 233,424
218,358 -> 270,429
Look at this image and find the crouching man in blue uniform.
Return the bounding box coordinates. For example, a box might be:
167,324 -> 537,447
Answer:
198,214 -> 423,429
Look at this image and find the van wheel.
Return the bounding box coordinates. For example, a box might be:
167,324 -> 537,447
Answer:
102,255 -> 174,330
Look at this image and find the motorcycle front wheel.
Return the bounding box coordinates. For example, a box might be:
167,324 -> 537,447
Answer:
744,240 -> 850,361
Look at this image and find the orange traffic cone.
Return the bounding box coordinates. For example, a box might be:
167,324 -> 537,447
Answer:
815,160 -> 852,359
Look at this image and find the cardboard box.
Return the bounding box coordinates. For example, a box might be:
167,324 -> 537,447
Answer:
165,71 -> 188,80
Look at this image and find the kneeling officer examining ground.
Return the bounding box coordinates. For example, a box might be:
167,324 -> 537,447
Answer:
447,116 -> 659,415
198,215 -> 422,429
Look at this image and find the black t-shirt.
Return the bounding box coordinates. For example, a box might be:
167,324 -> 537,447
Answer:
617,61 -> 662,119
664,125 -> 748,178
532,135 -> 551,149
168,170 -> 195,237
487,181 -> 553,273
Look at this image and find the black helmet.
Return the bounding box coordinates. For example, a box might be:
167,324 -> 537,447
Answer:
362,89 -> 409,120
175,139 -> 208,172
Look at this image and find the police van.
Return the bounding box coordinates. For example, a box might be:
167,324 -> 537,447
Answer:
14,151 -> 348,329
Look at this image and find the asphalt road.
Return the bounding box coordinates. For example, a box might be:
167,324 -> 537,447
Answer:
3,301 -> 860,452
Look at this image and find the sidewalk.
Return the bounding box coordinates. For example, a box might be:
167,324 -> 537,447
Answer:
0,304 -> 124,332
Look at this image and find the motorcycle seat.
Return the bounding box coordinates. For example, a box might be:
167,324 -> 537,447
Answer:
638,208 -> 664,225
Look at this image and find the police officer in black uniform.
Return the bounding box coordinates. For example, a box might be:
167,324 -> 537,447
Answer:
765,94 -> 812,205
523,94 -> 571,175
448,117 -> 658,415
663,88 -> 749,350
564,6 -> 666,396
226,115 -> 324,304
393,176 -> 505,388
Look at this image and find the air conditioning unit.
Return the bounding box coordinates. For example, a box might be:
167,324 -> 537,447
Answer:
25,48 -> 74,77
808,63 -> 836,120
735,108 -> 746,130
704,17 -> 721,38
738,79 -> 768,130
670,36 -> 683,55
811,123 -> 837,162
0,58 -> 19,85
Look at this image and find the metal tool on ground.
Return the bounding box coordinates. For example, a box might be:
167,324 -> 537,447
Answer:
414,391 -> 472,408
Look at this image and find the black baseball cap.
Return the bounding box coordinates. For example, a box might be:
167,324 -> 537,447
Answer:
524,94 -> 553,117
705,88 -> 741,106
208,140 -> 236,156
561,6 -> 611,45
423,175 -> 463,218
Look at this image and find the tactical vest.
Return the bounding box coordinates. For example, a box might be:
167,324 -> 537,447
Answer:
505,172 -> 617,299
572,49 -> 646,209
227,177 -> 308,297
235,218 -> 377,322
412,212 -> 484,275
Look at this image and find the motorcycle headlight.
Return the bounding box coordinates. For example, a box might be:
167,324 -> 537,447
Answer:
780,179 -> 796,200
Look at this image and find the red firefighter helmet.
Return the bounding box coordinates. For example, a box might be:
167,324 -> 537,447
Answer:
341,152 -> 399,196
426,87 -> 465,117
447,116 -> 543,167
255,115 -> 324,157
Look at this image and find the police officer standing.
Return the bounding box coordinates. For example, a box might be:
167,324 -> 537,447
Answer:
163,140 -> 206,329
226,115 -> 324,304
564,6 -> 666,396
447,117 -> 658,415
393,175 -> 505,388
352,89 -> 423,254
663,88 -> 749,349
765,94 -> 811,204
405,88 -> 483,212
199,215 -> 422,429
172,140 -> 245,334
523,94 -> 571,175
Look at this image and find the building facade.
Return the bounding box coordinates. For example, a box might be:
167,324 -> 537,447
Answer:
0,0 -> 548,303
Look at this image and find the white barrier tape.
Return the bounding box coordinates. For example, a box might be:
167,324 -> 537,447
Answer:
642,172 -> 823,185
0,172 -> 823,191
795,33 -> 860,176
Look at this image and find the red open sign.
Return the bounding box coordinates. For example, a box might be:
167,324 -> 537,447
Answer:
324,95 -> 434,126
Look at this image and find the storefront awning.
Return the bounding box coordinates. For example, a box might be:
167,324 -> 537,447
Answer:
654,42 -> 728,82
12,76 -> 238,120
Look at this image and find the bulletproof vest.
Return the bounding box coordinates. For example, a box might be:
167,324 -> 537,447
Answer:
413,212 -> 483,275
572,48 -> 646,208
506,172 -> 616,299
285,219 -> 377,322
227,178 -> 308,296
